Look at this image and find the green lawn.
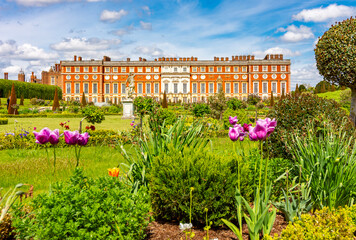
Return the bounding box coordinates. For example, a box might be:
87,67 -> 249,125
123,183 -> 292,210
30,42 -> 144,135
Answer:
317,90 -> 343,102
0,115 -> 134,133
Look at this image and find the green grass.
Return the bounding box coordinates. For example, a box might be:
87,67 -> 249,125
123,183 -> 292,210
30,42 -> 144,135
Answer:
0,115 -> 134,133
317,90 -> 343,102
1,97 -> 34,109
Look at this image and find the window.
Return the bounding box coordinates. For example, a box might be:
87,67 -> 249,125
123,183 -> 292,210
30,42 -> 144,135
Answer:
192,67 -> 197,72
281,66 -> 286,71
154,83 -> 159,93
183,67 -> 187,72
253,82 -> 259,93
76,97 -> 80,101
200,67 -> 205,72
121,83 -> 126,93
121,67 -> 126,73
75,83 -> 80,94
105,67 -> 110,73
263,66 -> 268,72
66,83 -> 71,94
174,83 -> 178,93
272,66 -> 277,72
183,97 -> 187,103
146,83 -> 151,94
106,97 -> 109,103
242,83 -> 247,93
129,67 -> 135,73
192,83 -> 197,93
225,67 -> 231,72
209,67 -> 214,72
193,97 -> 197,103
164,83 -> 169,93
183,83 -> 187,94
217,67 -> 222,72
154,67 -> 159,72
200,83 -> 206,93
93,97 -> 97,103
146,67 -> 151,72
138,67 -> 143,73
253,66 -> 259,72
105,84 -> 110,94
84,83 -> 89,94
242,66 -> 247,72
138,83 -> 143,94
209,83 -> 214,93
174,67 -> 178,72
93,83 -> 97,94
281,82 -> 286,93
226,83 -> 231,93
92,67 -> 97,72
234,66 -> 239,72
75,67 -> 80,72
217,83 -> 222,92
113,83 -> 118,94
272,82 -> 277,93
262,82 -> 268,93
66,67 -> 71,72
234,83 -> 239,93
84,67 -> 89,72
113,67 -> 118,73
51,77 -> 55,85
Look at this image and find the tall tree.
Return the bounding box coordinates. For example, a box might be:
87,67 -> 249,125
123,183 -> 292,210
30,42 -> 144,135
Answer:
8,83 -> 18,115
81,92 -> 87,107
162,91 -> 168,108
295,84 -> 300,96
52,88 -> 60,111
270,91 -> 274,107
315,17 -> 356,124
20,95 -> 24,106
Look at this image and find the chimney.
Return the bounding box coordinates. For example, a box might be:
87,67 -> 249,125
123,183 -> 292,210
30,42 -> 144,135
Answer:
179,57 -> 182,61
279,54 -> 283,60
195,57 -> 198,61
127,58 -> 130,61
170,57 -> 173,61
225,57 -> 228,61
174,58 -> 177,61
159,58 -> 162,61
232,56 -> 235,61
78,56 -> 82,61
220,57 -> 224,61
4,72 -> 8,80
251,55 -> 255,60
155,59 -> 157,61
139,57 -> 142,61
143,58 -> 147,61
239,56 -> 242,60
162,57 -> 165,61
74,55 -> 77,61
183,57 -> 186,61
247,55 -> 250,60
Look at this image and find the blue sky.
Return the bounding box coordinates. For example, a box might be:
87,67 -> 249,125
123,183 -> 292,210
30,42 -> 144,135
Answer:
0,0 -> 355,88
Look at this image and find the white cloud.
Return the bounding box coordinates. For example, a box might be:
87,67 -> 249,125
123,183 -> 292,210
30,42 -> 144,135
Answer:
7,0 -> 77,7
100,9 -> 128,22
140,21 -> 152,30
0,40 -> 17,55
2,65 -> 21,74
51,37 -> 121,52
142,6 -> 151,15
291,63 -> 323,87
293,4 -> 356,22
278,25 -> 314,42
133,46 -> 164,57
15,43 -> 59,60
253,47 -> 301,58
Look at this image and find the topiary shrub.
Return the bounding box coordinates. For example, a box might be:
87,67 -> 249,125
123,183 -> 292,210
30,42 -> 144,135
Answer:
149,146 -> 253,227
267,207 -> 356,240
11,169 -> 151,240
192,103 -> 210,117
267,93 -> 354,159
0,118 -> 8,125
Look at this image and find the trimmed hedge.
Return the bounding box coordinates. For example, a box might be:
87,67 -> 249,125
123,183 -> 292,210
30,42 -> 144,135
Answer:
0,79 -> 62,100
0,118 -> 8,125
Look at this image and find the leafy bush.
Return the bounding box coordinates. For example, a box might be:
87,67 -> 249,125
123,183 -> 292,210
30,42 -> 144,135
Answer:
256,102 -> 265,109
12,169 -> 151,240
267,207 -> 356,240
150,146 -> 252,227
0,118 -> 8,125
267,93 -> 354,159
222,108 -> 249,129
192,103 -> 210,117
247,94 -> 261,105
81,105 -> 105,124
148,107 -> 177,131
227,98 -> 243,110
208,89 -> 227,119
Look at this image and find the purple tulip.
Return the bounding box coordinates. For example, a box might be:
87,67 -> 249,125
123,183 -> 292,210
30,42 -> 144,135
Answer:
48,129 -> 60,145
33,127 -> 51,144
248,122 -> 267,141
64,130 -> 79,145
229,127 -> 239,141
256,118 -> 277,137
78,132 -> 90,146
229,116 -> 238,126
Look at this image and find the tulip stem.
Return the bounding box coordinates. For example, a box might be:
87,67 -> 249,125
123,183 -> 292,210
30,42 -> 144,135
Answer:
53,145 -> 56,175
264,140 -> 269,191
258,140 -> 263,191
74,146 -> 82,168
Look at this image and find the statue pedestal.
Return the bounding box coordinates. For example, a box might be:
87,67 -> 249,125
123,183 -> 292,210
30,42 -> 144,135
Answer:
122,99 -> 135,119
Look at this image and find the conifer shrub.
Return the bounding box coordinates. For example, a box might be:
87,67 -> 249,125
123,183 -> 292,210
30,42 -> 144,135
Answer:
8,83 -> 18,115
150,146 -> 253,227
11,169 -> 151,240
52,88 -> 60,111
162,91 -> 168,108
81,92 -> 87,107
20,95 -> 24,106
267,93 -> 354,159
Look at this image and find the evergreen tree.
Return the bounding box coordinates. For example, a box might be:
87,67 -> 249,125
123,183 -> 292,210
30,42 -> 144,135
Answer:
281,88 -> 285,99
20,95 -> 24,105
52,88 -> 60,111
270,91 -> 274,107
162,91 -> 168,108
321,82 -> 326,93
81,92 -> 87,107
8,83 -> 18,115
295,84 -> 300,96
331,85 -> 336,92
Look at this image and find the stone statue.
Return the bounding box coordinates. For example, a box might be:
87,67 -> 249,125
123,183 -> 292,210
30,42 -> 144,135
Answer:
125,73 -> 135,99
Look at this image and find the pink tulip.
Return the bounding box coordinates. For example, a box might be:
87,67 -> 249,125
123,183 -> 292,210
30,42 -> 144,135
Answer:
229,124 -> 245,142
64,130 -> 79,145
78,132 -> 90,146
229,116 -> 238,126
33,127 -> 51,144
48,129 -> 60,145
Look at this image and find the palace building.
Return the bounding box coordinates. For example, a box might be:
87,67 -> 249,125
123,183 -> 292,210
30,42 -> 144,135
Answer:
59,54 -> 290,103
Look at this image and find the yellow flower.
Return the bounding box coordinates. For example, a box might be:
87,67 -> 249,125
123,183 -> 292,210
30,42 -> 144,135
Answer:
108,167 -> 120,177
